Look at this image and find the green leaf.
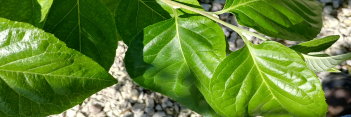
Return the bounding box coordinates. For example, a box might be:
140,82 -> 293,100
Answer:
111,0 -> 171,44
43,0 -> 118,70
219,0 -> 322,41
327,68 -> 341,72
303,53 -> 351,72
208,41 -> 327,116
0,18 -> 116,117
141,15 -> 226,116
0,0 -> 53,26
114,1 -> 218,115
157,0 -> 204,16
291,35 -> 340,53
104,0 -> 170,78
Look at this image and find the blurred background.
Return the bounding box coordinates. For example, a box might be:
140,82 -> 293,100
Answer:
51,0 -> 351,117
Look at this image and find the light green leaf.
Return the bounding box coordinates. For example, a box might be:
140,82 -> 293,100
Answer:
291,35 -> 340,53
112,1 -> 218,115
0,0 -> 53,26
303,53 -> 351,72
43,0 -> 118,70
327,68 -> 341,72
157,0 -> 204,16
0,18 -> 116,117
219,0 -> 322,41
141,15 -> 226,116
208,41 -> 327,116
38,0 -> 54,22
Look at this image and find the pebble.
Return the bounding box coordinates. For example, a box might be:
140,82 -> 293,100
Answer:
155,105 -> 162,111
153,112 -> 166,117
201,4 -> 211,11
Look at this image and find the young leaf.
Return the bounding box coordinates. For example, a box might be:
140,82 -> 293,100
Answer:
208,41 -> 327,116
0,18 -> 116,117
43,0 -> 118,70
303,53 -> 351,72
141,15 -> 226,116
219,0 -> 322,41
291,35 -> 340,53
0,0 -> 53,26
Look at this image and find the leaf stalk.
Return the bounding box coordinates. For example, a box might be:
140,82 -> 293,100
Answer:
161,0 -> 269,42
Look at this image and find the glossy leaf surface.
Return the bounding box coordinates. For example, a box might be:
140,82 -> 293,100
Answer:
209,41 -> 327,116
303,53 -> 351,72
291,35 -> 340,53
0,0 -> 53,26
0,18 -> 116,117
220,0 -> 322,41
43,0 -> 118,70
141,15 -> 226,116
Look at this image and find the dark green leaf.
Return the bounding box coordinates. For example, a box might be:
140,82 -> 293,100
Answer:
220,0 -> 323,41
303,53 -> 351,72
111,0 -> 171,44
0,0 -> 53,26
0,18 -> 116,117
103,0 -> 170,78
291,35 -> 340,53
141,15 -> 226,116
43,0 -> 118,70
208,41 -> 327,116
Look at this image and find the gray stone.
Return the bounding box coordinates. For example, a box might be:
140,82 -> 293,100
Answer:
201,4 -> 211,11
156,105 -> 162,111
153,112 -> 166,117
211,3 -> 223,12
132,103 -> 145,112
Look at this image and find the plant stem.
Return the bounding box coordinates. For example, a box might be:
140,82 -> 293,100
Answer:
161,0 -> 268,41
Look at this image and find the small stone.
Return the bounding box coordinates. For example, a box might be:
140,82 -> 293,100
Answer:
213,0 -> 225,4
166,101 -> 173,107
121,111 -> 133,117
145,107 -> 155,113
324,15 -> 339,27
130,89 -> 139,100
76,112 -> 85,117
174,104 -> 180,113
329,106 -> 344,115
165,108 -> 174,115
152,112 -> 166,117
222,27 -> 230,37
89,103 -> 103,114
201,4 -> 211,11
211,3 -> 223,12
132,103 -> 145,112
161,103 -> 167,108
335,89 -> 349,98
133,110 -> 145,117
155,105 -> 162,111
65,110 -> 76,117
323,5 -> 333,14
146,98 -> 155,107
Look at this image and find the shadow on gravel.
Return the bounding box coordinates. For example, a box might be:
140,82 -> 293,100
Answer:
323,73 -> 351,117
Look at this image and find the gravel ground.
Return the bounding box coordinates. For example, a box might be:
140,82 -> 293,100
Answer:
50,1 -> 351,117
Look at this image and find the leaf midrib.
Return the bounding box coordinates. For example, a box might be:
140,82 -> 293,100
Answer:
172,8 -> 190,92
245,44 -> 283,107
0,69 -> 111,81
